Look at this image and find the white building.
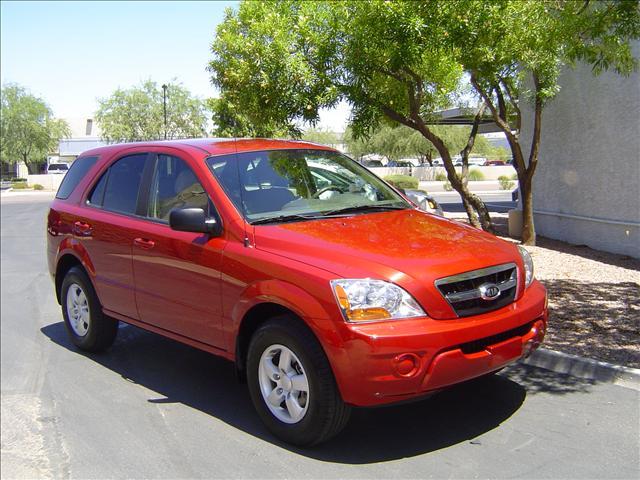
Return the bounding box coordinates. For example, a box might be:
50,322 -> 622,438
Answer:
520,44 -> 640,258
56,116 -> 106,163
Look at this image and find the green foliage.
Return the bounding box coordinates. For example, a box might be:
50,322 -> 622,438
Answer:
302,128 -> 341,147
96,81 -> 207,142
498,175 -> 516,190
32,184 -> 44,190
468,169 -> 485,181
11,181 -> 28,189
443,181 -> 453,192
434,171 -> 447,182
1,84 -> 70,174
207,95 -> 295,138
384,175 -> 418,190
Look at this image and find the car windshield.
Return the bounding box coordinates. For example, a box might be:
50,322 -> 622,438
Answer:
206,149 -> 410,223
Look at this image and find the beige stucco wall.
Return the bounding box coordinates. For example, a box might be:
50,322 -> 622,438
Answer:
519,46 -> 640,258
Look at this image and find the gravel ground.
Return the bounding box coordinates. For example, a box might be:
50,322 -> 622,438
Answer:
447,212 -> 640,368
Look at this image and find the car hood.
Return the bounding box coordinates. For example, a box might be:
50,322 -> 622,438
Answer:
252,209 -> 524,319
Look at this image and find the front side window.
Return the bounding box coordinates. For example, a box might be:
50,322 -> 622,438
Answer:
88,154 -> 147,214
147,154 -> 210,221
207,149 -> 410,223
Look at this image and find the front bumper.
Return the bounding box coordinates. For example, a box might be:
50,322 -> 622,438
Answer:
327,280 -> 548,406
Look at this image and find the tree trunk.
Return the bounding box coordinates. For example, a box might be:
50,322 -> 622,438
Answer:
520,174 -> 536,245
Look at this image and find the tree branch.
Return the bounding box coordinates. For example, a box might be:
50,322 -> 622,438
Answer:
499,77 -> 521,133
470,73 -> 515,138
527,72 -> 543,177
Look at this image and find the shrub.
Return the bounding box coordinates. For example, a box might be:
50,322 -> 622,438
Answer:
434,171 -> 447,181
498,175 -> 515,190
443,181 -> 453,192
384,174 -> 418,190
33,184 -> 44,190
510,173 -> 518,180
11,182 -> 29,189
468,169 -> 485,181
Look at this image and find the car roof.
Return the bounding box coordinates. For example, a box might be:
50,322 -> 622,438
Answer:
78,138 -> 336,158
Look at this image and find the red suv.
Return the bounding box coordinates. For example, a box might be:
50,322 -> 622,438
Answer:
47,139 -> 547,446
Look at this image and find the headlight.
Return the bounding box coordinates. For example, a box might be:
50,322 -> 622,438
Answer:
518,245 -> 534,287
330,279 -> 425,322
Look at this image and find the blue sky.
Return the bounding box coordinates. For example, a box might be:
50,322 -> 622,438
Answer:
1,1 -> 234,117
1,0 -> 349,131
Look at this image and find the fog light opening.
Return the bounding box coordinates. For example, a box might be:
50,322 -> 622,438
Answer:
393,353 -> 420,377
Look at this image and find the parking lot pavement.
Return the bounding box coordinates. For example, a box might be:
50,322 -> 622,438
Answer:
2,196 -> 639,479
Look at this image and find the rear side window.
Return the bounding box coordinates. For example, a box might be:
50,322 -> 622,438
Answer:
88,154 -> 147,215
55,156 -> 98,199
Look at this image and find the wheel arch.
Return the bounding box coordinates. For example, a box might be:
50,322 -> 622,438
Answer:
235,302 -> 315,381
55,253 -> 93,304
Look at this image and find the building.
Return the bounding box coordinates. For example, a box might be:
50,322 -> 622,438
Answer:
55,116 -> 107,164
519,44 -> 640,258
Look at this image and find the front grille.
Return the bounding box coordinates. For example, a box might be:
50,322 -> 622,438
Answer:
435,263 -> 518,317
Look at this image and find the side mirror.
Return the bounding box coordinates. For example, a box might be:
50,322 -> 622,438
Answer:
169,208 -> 222,236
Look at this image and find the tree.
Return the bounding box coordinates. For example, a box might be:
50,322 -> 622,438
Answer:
95,81 -> 208,142
0,84 -> 70,174
456,0 -> 639,244
302,127 -> 341,148
344,123 -> 500,165
208,95 -> 296,138
209,1 -> 497,230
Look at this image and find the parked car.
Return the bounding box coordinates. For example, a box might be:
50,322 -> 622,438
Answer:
361,159 -> 384,168
47,139 -> 547,446
387,160 -> 413,168
402,189 -> 444,216
47,163 -> 69,174
485,160 -> 506,166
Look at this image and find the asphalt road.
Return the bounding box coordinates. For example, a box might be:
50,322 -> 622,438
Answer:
2,193 -> 638,479
431,191 -> 516,213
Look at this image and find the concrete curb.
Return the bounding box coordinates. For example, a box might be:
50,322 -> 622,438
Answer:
524,348 -> 640,390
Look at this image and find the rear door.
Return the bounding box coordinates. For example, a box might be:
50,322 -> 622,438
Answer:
79,152 -> 152,320
131,152 -> 226,349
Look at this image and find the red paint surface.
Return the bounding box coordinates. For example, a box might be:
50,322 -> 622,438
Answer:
48,139 -> 548,407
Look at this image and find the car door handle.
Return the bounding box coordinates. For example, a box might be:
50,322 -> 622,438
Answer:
133,237 -> 155,249
73,221 -> 93,237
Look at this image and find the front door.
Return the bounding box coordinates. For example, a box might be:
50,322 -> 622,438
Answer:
132,153 -> 226,349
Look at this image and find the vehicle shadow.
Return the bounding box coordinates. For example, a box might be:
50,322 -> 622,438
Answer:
40,321 -> 590,464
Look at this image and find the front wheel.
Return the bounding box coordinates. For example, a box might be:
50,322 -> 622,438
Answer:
61,266 -> 118,352
246,316 -> 351,446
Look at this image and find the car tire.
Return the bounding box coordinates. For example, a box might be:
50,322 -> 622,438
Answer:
246,316 -> 351,446
61,266 -> 118,352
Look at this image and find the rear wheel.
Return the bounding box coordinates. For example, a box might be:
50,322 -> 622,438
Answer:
61,266 -> 118,352
246,316 -> 351,446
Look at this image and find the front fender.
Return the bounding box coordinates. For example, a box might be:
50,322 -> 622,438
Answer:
229,278 -> 349,355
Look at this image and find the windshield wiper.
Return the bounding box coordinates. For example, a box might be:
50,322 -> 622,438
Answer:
321,204 -> 409,217
250,213 -> 325,225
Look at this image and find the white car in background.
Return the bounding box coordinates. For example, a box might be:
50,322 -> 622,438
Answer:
47,163 -> 69,174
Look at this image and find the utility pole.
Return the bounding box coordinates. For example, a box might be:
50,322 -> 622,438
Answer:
162,84 -> 168,140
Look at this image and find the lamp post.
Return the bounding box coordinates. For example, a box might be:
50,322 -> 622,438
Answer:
162,84 -> 168,140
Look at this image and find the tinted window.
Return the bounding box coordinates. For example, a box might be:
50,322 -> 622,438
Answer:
87,170 -> 109,206
55,156 -> 98,199
147,155 -> 210,221
102,154 -> 147,214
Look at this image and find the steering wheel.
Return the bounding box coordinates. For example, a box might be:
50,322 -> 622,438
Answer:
312,185 -> 343,199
